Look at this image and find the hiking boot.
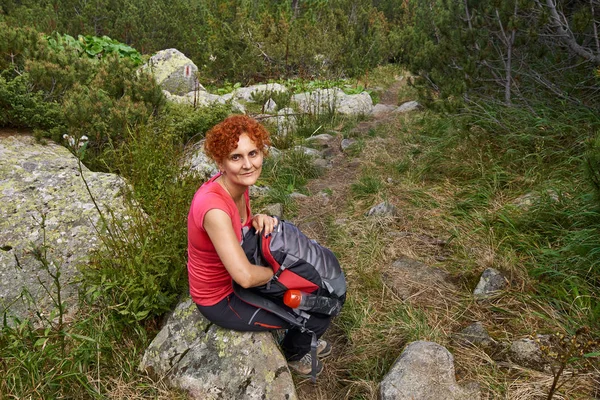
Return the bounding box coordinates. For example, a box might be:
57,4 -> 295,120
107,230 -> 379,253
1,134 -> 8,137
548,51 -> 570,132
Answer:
288,353 -> 323,378
316,339 -> 332,359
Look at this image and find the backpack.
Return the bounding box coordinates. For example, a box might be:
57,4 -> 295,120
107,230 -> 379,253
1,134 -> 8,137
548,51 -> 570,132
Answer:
240,218 -> 346,315
234,218 -> 346,382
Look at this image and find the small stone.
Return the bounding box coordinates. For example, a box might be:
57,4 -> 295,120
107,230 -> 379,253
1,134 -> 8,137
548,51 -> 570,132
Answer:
340,138 -> 357,151
473,268 -> 507,299
509,338 -> 547,371
305,134 -> 334,148
264,98 -> 277,113
366,202 -> 396,217
394,100 -> 421,113
289,192 -> 308,199
453,322 -> 495,348
312,158 -> 329,169
249,185 -> 270,199
292,146 -> 321,158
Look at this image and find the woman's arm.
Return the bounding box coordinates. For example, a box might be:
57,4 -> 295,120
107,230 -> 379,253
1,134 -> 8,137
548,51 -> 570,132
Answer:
204,208 -> 273,288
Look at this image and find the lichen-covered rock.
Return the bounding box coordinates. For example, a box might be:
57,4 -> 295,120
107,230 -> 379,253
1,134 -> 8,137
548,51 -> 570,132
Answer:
275,108 -> 297,136
473,268 -> 507,299
145,49 -> 203,95
264,98 -> 277,113
162,90 -> 245,114
0,134 -> 129,322
181,140 -> 218,181
292,89 -> 373,115
232,84 -> 288,102
140,298 -> 297,400
380,341 -> 480,400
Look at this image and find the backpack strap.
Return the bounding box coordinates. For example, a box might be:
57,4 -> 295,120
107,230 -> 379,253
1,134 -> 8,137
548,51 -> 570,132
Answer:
232,282 -> 319,383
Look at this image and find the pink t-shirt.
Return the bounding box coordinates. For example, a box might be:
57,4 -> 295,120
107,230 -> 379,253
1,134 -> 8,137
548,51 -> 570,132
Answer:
187,174 -> 251,306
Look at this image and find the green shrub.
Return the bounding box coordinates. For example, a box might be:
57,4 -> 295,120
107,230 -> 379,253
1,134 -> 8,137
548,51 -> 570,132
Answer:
85,121 -> 199,321
0,73 -> 63,131
163,102 -> 231,145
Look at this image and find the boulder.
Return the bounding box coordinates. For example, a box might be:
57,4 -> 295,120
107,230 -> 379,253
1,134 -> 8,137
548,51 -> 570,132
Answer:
145,49 -> 203,95
0,134 -> 129,322
380,341 -> 480,400
232,84 -> 288,103
163,90 -> 246,114
473,268 -> 507,299
336,91 -> 373,115
382,256 -> 457,302
181,140 -> 218,181
140,298 -> 297,400
264,98 -> 277,113
292,89 -> 373,115
275,108 -> 297,136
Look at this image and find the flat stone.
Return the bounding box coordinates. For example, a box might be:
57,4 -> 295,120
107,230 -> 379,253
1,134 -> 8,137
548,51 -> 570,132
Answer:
382,256 -> 457,301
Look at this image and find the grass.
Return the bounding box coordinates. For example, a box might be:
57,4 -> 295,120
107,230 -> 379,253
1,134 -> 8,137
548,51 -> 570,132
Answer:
291,97 -> 600,399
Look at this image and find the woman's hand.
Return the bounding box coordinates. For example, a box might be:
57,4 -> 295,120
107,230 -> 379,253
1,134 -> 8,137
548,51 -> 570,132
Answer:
252,214 -> 278,237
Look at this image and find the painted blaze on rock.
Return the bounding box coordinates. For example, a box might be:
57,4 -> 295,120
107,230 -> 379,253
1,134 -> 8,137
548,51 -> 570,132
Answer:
145,48 -> 202,95
0,134 -> 130,323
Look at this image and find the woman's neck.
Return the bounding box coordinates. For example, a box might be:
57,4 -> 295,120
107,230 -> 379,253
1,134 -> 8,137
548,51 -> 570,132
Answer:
218,175 -> 245,202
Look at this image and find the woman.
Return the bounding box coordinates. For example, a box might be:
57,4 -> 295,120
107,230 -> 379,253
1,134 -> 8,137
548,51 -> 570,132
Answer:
187,115 -> 332,377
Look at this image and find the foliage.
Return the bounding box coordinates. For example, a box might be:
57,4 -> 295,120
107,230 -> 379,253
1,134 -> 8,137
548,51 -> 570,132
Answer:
406,105 -> 600,327
45,33 -> 144,65
393,0 -> 600,108
0,23 -> 164,168
85,121 -> 199,321
163,102 -> 232,146
2,0 -> 393,84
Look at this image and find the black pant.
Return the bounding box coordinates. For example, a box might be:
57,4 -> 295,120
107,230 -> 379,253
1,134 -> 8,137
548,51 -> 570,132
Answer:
196,292 -> 331,361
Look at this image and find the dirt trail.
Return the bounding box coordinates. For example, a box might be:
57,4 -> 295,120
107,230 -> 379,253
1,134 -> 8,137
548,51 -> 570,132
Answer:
291,79 -> 407,399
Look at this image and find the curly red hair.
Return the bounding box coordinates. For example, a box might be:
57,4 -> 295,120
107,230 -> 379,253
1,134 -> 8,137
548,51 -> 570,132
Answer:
204,115 -> 271,163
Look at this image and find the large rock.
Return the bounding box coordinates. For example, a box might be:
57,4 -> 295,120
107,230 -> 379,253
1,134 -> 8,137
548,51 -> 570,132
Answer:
230,83 -> 288,102
145,49 -> 203,95
181,140 -> 218,181
0,134 -> 129,322
163,90 -> 246,114
140,298 -> 297,400
292,89 -> 373,115
380,341 -> 480,400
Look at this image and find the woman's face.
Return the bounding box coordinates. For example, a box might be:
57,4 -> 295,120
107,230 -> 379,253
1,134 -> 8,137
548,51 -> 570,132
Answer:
218,133 -> 263,187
